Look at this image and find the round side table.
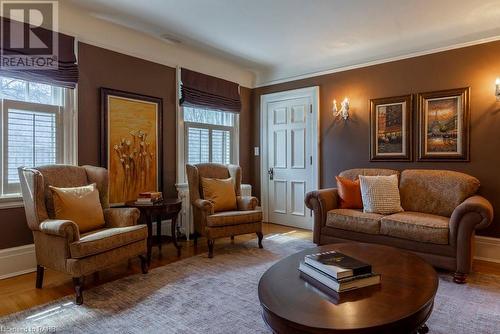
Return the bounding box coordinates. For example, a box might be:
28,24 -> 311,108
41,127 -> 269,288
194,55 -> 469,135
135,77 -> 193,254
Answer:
125,198 -> 183,265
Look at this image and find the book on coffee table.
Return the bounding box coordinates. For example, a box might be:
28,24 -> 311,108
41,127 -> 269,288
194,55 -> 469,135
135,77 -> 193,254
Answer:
305,250 -> 372,279
299,261 -> 380,293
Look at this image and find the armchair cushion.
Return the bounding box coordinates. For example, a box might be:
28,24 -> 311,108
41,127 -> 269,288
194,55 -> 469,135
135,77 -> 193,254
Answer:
69,225 -> 147,258
381,212 -> 449,245
207,210 -> 262,227
50,183 -> 105,233
104,207 -> 140,228
201,177 -> 237,212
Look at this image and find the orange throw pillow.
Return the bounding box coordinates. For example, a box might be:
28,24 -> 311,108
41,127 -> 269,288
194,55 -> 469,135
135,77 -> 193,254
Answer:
336,176 -> 363,209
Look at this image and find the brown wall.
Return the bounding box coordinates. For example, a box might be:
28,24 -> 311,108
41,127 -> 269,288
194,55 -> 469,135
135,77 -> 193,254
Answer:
252,41 -> 500,238
77,42 -> 177,197
0,42 -> 253,249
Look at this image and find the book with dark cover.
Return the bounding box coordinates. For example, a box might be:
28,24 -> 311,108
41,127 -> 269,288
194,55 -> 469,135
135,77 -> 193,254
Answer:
305,250 -> 372,279
299,261 -> 380,293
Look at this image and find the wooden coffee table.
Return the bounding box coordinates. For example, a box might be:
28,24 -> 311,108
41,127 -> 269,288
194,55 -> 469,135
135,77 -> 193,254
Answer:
258,243 -> 438,334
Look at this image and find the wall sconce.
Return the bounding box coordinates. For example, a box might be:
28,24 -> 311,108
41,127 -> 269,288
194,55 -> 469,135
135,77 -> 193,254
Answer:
333,97 -> 350,120
496,77 -> 500,101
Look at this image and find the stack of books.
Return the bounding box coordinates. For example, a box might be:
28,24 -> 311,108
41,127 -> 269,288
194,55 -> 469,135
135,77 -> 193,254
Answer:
299,250 -> 380,293
135,191 -> 163,205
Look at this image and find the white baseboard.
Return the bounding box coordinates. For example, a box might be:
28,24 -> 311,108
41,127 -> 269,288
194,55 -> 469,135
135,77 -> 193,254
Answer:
0,244 -> 36,280
0,235 -> 499,280
474,236 -> 500,264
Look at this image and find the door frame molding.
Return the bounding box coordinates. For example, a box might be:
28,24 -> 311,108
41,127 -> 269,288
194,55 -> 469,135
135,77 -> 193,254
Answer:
260,86 -> 320,227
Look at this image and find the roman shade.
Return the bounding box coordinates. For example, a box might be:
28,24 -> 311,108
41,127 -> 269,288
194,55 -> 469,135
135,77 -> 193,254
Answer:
0,17 -> 79,88
180,68 -> 241,113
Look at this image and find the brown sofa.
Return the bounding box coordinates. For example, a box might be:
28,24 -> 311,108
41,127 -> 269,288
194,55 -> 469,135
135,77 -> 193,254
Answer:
18,165 -> 149,304
305,168 -> 493,283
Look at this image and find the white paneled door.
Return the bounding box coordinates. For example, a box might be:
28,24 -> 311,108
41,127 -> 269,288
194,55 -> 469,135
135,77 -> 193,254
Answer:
263,88 -> 318,230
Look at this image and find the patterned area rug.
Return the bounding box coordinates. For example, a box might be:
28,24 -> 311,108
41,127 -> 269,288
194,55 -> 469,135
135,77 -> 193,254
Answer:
1,233 -> 499,333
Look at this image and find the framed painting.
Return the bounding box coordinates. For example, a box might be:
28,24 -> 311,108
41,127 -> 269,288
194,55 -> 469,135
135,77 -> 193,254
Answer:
370,95 -> 412,161
417,87 -> 470,161
100,88 -> 163,205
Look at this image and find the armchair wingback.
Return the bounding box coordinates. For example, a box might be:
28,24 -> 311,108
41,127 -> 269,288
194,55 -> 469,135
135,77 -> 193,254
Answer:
186,163 -> 263,257
18,164 -> 149,304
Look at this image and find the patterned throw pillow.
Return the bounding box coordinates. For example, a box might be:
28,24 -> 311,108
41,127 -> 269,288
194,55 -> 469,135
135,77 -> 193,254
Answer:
359,174 -> 403,215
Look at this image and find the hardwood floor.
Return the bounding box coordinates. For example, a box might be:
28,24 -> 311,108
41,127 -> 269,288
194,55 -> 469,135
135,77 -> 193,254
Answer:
0,223 -> 311,317
1,223 -> 499,317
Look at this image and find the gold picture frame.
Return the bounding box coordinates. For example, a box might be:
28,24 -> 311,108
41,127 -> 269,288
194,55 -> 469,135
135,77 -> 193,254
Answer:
417,87 -> 470,161
370,95 -> 412,161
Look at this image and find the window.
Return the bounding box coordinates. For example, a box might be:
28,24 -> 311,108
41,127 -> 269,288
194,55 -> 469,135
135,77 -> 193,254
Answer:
0,76 -> 76,198
183,107 -> 238,166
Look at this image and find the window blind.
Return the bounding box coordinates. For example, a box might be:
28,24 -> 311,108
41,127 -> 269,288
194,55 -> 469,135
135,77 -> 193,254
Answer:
180,68 -> 241,113
6,109 -> 57,184
211,129 -> 231,165
187,127 -> 209,165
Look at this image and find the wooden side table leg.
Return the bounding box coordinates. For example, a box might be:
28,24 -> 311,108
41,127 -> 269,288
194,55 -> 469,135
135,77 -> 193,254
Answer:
146,214 -> 152,266
171,216 -> 181,257
157,216 -> 162,256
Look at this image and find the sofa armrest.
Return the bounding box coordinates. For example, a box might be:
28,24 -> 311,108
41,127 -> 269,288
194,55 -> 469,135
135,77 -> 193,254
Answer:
39,219 -> 80,242
237,196 -> 258,211
450,195 -> 493,237
450,195 -> 494,274
104,207 -> 140,228
193,199 -> 214,214
305,188 -> 339,244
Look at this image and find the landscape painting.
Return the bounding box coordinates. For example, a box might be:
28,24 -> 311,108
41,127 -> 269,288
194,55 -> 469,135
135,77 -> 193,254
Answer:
418,88 -> 469,161
370,95 -> 412,161
101,88 -> 163,204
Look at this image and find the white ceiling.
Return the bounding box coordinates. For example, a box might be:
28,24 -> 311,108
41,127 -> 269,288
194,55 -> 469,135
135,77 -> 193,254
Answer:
69,0 -> 500,86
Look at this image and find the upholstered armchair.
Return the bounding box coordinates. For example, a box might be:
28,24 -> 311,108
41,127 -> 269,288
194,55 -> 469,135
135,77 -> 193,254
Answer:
186,163 -> 263,258
18,165 -> 148,304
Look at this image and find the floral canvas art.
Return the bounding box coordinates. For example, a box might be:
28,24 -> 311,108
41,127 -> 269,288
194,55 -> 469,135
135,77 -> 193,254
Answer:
101,89 -> 163,204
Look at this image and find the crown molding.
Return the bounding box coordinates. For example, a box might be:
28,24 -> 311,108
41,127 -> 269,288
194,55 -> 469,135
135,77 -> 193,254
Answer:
255,35 -> 500,88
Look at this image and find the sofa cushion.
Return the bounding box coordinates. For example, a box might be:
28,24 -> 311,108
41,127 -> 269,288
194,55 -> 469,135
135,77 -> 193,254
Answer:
207,210 -> 262,227
326,209 -> 383,234
70,225 -> 147,258
399,169 -> 480,217
338,168 -> 399,181
380,212 -> 449,245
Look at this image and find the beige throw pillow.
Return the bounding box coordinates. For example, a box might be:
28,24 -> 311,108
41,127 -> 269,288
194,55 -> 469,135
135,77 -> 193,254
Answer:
359,174 -> 403,215
201,177 -> 237,212
50,183 -> 105,233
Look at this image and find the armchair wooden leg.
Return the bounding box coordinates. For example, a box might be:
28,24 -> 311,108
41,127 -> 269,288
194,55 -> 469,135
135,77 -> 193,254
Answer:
35,265 -> 44,289
139,255 -> 149,274
207,239 -> 215,258
230,235 -> 234,241
453,272 -> 467,284
193,233 -> 198,247
73,277 -> 84,305
257,232 -> 264,249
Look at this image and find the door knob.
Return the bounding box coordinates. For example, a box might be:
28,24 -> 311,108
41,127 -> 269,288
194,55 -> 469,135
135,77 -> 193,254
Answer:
268,167 -> 274,180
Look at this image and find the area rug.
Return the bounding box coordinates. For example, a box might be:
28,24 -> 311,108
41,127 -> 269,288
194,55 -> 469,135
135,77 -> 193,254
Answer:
1,233 -> 499,333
